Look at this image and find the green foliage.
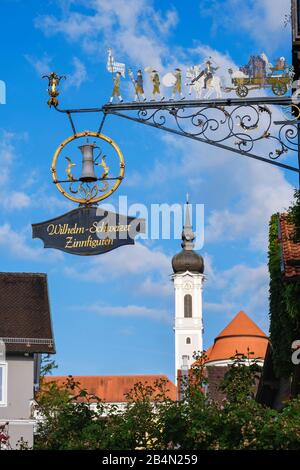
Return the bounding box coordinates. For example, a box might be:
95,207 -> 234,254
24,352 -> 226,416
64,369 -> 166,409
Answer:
268,214 -> 293,376
40,354 -> 58,377
268,199 -> 300,377
219,351 -> 261,403
287,189 -> 300,243
34,355 -> 300,450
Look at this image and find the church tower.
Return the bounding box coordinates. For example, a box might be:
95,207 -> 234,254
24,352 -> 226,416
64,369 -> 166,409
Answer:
171,198 -> 204,384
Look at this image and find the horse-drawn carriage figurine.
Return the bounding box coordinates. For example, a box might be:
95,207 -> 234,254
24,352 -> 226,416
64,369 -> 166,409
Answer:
104,49 -> 295,102
227,54 -> 294,98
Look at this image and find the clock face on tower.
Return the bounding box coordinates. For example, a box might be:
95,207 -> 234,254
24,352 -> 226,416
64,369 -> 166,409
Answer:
184,282 -> 193,290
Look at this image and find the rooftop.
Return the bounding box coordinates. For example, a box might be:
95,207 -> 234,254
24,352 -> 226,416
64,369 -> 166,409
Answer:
44,374 -> 176,402
204,311 -> 268,364
0,272 -> 55,353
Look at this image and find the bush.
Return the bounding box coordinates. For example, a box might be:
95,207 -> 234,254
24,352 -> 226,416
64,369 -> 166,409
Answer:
33,354 -> 300,450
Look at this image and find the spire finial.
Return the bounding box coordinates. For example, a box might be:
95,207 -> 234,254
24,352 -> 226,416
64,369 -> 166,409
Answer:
181,195 -> 195,250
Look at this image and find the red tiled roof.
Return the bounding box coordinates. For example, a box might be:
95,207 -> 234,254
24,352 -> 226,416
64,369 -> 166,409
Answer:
44,375 -> 176,402
279,214 -> 300,278
204,311 -> 269,364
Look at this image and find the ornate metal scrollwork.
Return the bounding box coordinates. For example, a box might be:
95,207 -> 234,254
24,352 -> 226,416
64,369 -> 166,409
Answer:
104,98 -> 300,174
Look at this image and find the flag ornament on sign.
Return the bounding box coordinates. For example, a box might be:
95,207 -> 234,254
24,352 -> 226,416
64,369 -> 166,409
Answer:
107,48 -> 126,78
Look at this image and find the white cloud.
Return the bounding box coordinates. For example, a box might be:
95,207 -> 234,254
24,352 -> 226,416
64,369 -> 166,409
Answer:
0,223 -> 63,262
25,53 -> 52,76
64,241 -> 174,332
0,130 -> 15,185
65,242 -> 171,283
35,0 -> 178,70
200,0 -> 290,53
137,123 -> 294,252
80,302 -> 170,322
214,263 -> 268,298
139,276 -> 172,298
64,239 -> 175,324
205,150 -> 293,251
204,301 -> 235,313
25,52 -> 87,88
2,192 -> 31,210
31,185 -> 73,213
64,56 -> 88,89
0,130 -> 31,211
119,326 -> 135,336
204,258 -> 269,331
0,223 -> 43,260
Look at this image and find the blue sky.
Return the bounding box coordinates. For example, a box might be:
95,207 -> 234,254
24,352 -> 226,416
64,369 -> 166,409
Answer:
0,0 -> 296,381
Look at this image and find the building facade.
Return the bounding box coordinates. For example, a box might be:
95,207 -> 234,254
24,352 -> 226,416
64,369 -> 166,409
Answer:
0,273 -> 55,449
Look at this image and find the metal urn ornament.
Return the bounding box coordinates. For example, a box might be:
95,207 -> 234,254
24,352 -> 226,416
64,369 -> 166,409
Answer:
51,131 -> 125,205
79,143 -> 98,182
43,72 -> 66,107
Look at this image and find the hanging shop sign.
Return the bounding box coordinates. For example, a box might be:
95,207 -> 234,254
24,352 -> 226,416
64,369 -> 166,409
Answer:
32,129 -> 146,256
32,206 -> 145,256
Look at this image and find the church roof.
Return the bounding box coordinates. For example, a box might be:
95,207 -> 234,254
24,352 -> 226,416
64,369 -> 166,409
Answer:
172,249 -> 204,274
205,311 -> 268,364
44,374 -> 176,402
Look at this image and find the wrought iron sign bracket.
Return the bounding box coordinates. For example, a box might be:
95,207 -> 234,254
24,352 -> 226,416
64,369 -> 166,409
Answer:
54,96 -> 300,179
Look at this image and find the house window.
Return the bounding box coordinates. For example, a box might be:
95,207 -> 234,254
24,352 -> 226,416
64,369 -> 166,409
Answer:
0,364 -> 7,406
184,294 -> 192,318
186,337 -> 191,345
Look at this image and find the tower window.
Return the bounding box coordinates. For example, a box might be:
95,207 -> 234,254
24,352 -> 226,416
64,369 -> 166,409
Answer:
186,337 -> 191,345
184,294 -> 192,318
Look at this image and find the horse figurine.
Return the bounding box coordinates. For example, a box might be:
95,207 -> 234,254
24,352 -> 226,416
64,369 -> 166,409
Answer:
188,64 -> 222,99
186,67 -> 196,96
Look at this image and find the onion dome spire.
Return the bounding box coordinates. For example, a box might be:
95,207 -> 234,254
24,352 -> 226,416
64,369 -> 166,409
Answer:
171,194 -> 204,274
